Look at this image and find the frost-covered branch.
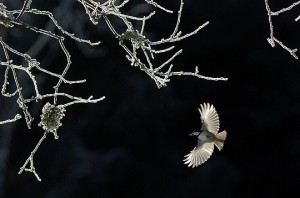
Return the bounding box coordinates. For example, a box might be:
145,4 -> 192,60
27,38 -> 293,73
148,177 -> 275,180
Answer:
18,95 -> 105,181
78,0 -> 227,88
0,2 -> 103,125
0,114 -> 22,125
18,131 -> 47,182
264,0 -> 300,59
1,2 -> 104,181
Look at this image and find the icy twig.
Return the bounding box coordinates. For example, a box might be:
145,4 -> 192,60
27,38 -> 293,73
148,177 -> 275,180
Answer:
16,0 -> 32,20
18,132 -> 47,181
18,94 -> 105,181
0,114 -> 22,125
1,1 -> 105,181
264,0 -> 300,59
78,0 -> 227,88
0,2 -> 103,127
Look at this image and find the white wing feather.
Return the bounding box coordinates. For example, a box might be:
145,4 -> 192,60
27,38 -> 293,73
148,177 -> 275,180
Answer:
183,141 -> 214,167
199,103 -> 220,134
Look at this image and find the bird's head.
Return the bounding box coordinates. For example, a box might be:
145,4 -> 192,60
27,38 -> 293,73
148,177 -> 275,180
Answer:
189,131 -> 200,136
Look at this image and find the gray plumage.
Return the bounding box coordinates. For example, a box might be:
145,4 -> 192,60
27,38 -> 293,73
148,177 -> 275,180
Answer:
183,103 -> 227,167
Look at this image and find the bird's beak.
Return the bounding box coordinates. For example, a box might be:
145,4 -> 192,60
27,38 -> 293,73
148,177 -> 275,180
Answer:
189,133 -> 194,136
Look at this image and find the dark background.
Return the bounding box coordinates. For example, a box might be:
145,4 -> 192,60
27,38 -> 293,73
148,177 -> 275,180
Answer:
1,0 -> 300,197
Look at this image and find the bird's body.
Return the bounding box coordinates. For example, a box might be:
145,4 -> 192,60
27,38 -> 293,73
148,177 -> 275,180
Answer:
197,131 -> 213,141
184,103 -> 227,167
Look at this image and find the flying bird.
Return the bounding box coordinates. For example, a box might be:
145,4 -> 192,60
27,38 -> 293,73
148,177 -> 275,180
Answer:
183,103 -> 227,167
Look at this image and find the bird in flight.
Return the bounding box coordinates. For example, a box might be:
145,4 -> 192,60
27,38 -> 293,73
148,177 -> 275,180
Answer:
183,103 -> 227,167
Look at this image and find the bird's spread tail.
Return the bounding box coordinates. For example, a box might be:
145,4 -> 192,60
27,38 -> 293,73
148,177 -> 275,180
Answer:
214,130 -> 227,151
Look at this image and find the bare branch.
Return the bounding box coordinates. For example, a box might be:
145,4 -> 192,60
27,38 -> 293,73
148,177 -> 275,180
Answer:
264,0 -> 300,59
1,1 -> 105,181
77,0 -> 227,88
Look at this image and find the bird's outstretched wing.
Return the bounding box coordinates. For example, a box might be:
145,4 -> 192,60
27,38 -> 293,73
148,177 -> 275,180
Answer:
183,141 -> 214,167
198,103 -> 220,134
